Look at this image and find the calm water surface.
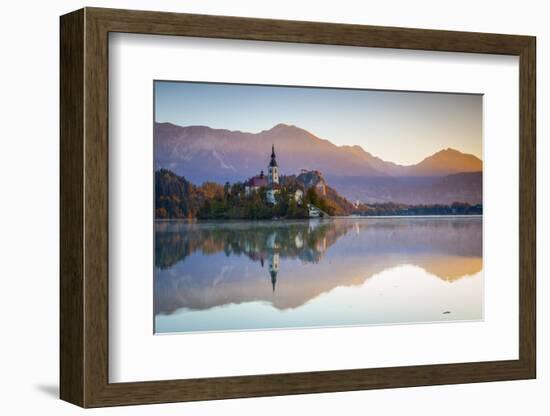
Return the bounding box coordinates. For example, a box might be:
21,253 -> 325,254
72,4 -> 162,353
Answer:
154,217 -> 482,334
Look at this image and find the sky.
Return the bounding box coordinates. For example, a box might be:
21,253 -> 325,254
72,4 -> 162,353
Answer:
154,81 -> 482,166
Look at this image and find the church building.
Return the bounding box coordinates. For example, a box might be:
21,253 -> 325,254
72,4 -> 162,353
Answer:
244,170 -> 267,196
266,145 -> 281,204
243,144 -> 302,206
243,145 -> 281,202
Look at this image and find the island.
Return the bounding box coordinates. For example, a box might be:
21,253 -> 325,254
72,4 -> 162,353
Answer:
155,143 -> 482,220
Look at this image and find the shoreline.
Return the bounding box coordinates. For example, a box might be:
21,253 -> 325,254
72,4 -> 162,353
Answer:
155,214 -> 482,222
332,214 -> 482,219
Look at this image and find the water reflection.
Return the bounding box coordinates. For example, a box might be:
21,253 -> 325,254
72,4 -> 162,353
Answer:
154,217 -> 482,333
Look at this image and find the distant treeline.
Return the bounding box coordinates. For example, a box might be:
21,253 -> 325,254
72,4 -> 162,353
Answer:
355,202 -> 482,216
155,169 -> 333,220
155,168 -> 482,220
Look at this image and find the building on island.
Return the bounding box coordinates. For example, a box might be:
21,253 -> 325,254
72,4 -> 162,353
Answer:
245,144 -> 286,205
293,188 -> 304,204
244,170 -> 267,196
307,203 -> 322,218
266,184 -> 281,204
243,145 -> 314,209
266,145 -> 280,204
296,169 -> 327,197
268,144 -> 279,184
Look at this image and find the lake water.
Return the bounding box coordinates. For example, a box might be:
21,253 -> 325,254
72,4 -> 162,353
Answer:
154,217 -> 482,334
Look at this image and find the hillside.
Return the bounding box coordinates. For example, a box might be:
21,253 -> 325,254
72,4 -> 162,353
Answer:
329,172 -> 482,205
154,122 -> 483,205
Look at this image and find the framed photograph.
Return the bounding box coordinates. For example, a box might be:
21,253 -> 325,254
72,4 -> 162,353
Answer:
60,7 -> 536,407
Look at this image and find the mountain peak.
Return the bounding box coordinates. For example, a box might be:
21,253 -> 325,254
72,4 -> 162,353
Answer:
271,123 -> 292,130
263,123 -> 321,141
436,147 -> 462,155
427,147 -> 479,161
413,147 -> 482,176
155,121 -> 482,185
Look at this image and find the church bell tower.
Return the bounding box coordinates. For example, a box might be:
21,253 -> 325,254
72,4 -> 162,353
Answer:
268,144 -> 279,184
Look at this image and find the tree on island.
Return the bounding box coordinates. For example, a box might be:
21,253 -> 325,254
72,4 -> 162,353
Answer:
154,168 -> 481,220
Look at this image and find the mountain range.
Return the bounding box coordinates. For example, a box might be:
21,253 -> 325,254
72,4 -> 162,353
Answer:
154,122 -> 483,204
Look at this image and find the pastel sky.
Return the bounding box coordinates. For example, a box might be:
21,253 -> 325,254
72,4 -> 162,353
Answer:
154,81 -> 482,166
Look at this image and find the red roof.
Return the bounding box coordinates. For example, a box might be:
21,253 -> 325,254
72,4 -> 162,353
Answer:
246,176 -> 268,187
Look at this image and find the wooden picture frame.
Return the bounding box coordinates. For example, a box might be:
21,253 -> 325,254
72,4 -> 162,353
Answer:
60,7 -> 536,408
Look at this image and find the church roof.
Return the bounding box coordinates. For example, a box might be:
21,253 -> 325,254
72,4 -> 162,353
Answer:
269,144 -> 278,167
246,176 -> 268,187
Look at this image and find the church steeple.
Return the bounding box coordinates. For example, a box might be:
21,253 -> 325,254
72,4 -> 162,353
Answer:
268,252 -> 279,293
270,269 -> 277,293
268,144 -> 279,184
269,144 -> 278,167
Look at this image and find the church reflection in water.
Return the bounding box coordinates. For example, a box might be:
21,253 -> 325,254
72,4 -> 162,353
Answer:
268,252 -> 279,293
154,218 -> 482,319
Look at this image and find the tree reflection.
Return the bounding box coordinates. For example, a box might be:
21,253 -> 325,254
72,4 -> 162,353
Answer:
154,218 -> 482,314
155,220 -> 349,270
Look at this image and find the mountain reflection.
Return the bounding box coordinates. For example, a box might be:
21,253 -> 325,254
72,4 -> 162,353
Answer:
154,218 -> 482,315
